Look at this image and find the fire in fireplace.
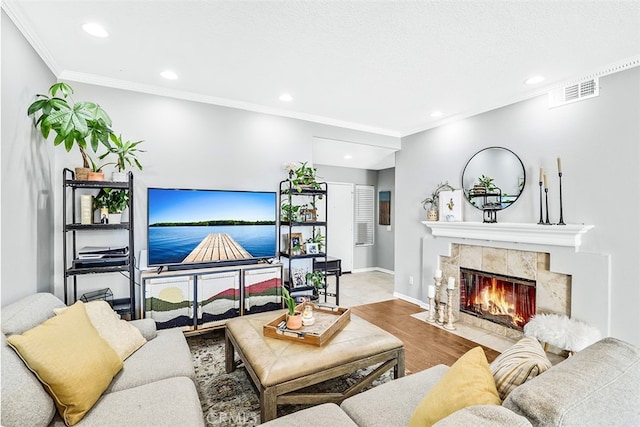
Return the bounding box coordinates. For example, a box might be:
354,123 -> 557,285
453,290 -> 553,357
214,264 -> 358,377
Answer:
460,268 -> 536,330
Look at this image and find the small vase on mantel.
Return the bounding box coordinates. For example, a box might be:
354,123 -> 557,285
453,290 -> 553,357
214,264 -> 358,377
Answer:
427,209 -> 439,221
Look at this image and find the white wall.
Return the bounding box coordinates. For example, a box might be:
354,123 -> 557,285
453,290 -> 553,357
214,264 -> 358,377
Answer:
1,11 -> 56,304
395,67 -> 640,345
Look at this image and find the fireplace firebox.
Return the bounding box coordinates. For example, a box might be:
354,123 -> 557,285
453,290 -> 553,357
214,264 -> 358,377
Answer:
460,268 -> 536,330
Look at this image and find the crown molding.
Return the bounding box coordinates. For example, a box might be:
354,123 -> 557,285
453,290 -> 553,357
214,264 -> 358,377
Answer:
57,71 -> 404,139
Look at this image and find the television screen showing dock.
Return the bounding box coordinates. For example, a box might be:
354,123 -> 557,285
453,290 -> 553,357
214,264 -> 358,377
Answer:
147,188 -> 277,267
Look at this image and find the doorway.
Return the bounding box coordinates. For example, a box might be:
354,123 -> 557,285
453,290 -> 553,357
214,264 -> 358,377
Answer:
317,182 -> 354,272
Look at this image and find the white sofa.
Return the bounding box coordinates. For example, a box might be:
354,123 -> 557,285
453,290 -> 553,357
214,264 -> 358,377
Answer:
1,293 -> 204,426
261,337 -> 640,426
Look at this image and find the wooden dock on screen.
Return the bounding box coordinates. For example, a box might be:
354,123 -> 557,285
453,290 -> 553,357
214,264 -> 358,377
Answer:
182,233 -> 252,263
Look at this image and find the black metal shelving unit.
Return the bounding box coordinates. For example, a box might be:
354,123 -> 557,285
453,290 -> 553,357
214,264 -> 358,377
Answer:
62,168 -> 135,318
278,180 -> 337,303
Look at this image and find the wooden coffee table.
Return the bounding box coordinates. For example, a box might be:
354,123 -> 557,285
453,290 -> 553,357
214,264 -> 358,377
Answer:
225,310 -> 405,422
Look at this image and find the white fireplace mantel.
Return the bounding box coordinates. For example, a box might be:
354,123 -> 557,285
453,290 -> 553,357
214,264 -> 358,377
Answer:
422,221 -> 594,248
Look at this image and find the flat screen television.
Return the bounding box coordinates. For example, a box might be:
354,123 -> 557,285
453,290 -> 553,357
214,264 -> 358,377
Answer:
147,188 -> 277,269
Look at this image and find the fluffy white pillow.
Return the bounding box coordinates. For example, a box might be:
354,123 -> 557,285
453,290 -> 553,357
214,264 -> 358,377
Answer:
54,301 -> 146,360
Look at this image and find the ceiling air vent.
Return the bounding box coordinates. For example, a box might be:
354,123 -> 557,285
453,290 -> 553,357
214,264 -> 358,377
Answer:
549,77 -> 599,108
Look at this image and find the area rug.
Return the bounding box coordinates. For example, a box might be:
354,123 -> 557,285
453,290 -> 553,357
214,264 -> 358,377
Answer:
187,329 -> 392,426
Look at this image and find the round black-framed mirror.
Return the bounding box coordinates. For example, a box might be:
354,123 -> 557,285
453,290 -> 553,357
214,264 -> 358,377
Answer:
461,147 -> 526,216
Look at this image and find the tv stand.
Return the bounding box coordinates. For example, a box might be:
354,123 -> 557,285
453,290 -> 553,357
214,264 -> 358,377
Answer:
141,262 -> 283,333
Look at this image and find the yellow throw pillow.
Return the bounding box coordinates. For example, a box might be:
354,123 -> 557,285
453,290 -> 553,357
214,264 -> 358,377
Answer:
409,347 -> 501,427
7,301 -> 123,426
489,336 -> 552,400
54,300 -> 146,360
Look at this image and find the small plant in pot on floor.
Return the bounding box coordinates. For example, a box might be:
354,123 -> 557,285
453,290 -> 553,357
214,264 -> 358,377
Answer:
282,286 -> 302,330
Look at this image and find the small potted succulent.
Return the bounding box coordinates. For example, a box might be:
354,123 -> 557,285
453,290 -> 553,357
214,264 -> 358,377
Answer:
282,286 -> 302,330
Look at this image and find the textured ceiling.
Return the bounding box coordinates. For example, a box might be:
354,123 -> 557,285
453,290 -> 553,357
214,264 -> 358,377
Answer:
4,1 -> 640,155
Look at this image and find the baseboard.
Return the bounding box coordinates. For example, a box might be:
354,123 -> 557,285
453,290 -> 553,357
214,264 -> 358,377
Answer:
351,267 -> 395,275
393,292 -> 429,310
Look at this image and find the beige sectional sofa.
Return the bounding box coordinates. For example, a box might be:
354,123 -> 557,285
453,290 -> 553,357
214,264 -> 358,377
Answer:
1,293 -> 204,426
262,337 -> 640,426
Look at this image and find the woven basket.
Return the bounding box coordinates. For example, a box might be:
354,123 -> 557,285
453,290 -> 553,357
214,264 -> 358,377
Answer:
75,167 -> 91,181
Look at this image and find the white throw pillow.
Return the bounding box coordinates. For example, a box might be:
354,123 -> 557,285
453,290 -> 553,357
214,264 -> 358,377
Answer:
54,301 -> 146,360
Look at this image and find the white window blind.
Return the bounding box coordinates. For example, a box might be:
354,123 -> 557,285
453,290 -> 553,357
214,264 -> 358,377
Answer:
355,185 -> 374,246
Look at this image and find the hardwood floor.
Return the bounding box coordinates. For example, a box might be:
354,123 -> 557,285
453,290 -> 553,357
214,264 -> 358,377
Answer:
351,299 -> 500,375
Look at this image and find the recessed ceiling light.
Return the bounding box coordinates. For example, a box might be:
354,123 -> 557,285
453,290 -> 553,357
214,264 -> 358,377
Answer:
82,23 -> 109,38
344,154 -> 353,160
430,111 -> 443,118
160,70 -> 178,80
279,93 -> 293,102
525,75 -> 545,85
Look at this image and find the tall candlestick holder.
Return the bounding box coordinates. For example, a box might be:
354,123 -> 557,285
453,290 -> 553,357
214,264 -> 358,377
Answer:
427,281 -> 437,323
544,187 -> 551,225
537,181 -> 544,225
433,276 -> 443,324
557,172 -> 565,225
443,288 -> 456,330
427,295 -> 436,322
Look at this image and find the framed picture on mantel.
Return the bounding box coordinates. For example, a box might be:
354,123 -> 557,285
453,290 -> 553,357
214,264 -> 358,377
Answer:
438,190 -> 462,222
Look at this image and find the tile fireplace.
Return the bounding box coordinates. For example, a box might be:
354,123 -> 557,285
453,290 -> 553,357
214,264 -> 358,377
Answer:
421,221 -> 612,344
459,268 -> 536,331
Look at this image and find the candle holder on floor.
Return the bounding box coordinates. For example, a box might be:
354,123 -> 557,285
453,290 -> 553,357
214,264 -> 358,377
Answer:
443,288 -> 456,330
434,276 -> 444,324
427,294 -> 436,322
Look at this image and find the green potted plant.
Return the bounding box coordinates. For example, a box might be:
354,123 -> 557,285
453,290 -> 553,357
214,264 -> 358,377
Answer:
27,82 -> 113,180
305,271 -> 325,289
305,233 -> 325,252
281,202 -> 301,222
284,161 -> 322,193
421,181 -> 454,221
99,133 -> 144,181
95,188 -> 129,224
86,155 -> 114,181
281,286 -> 302,330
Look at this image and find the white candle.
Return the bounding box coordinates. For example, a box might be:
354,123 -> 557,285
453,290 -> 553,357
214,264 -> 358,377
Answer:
543,173 -> 548,189
447,277 -> 455,289
435,269 -> 442,278
557,157 -> 562,174
539,167 -> 543,183
428,285 -> 435,298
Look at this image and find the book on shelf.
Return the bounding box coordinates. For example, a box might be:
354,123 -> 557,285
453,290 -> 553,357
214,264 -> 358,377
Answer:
80,195 -> 93,225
